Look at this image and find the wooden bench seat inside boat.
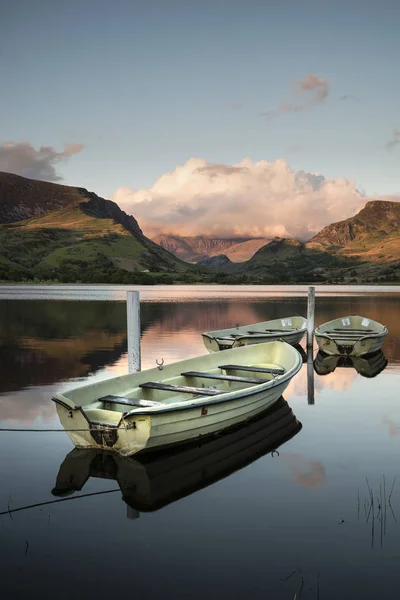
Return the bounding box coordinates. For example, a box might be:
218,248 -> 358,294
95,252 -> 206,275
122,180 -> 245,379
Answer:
247,329 -> 296,334
181,370 -> 266,384
139,382 -> 222,396
98,395 -> 159,408
218,364 -> 285,376
322,332 -> 378,338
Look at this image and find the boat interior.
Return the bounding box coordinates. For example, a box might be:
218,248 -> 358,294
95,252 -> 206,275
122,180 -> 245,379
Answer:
316,316 -> 387,339
205,317 -> 307,345
77,363 -> 286,425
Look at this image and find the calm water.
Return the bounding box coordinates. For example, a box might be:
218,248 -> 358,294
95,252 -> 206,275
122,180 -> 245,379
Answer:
0,285 -> 400,599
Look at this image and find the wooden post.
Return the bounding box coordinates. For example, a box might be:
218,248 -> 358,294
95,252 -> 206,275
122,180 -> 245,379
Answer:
307,286 -> 315,404
307,286 -> 315,348
127,291 -> 141,373
307,346 -> 315,405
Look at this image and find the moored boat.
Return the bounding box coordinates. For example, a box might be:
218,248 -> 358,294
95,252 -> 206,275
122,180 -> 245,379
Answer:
52,397 -> 302,513
202,316 -> 307,353
314,315 -> 387,357
314,349 -> 388,378
52,340 -> 302,456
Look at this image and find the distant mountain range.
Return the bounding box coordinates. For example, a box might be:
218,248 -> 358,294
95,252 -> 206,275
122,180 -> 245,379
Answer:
152,234 -> 272,263
0,171 -> 399,283
154,202 -> 400,282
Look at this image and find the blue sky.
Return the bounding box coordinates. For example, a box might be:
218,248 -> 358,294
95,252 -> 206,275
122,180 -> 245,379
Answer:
1,0 -> 399,200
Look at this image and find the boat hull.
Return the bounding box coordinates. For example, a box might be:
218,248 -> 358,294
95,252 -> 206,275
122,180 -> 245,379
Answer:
56,376 -> 294,456
202,316 -> 307,353
54,341 -> 302,456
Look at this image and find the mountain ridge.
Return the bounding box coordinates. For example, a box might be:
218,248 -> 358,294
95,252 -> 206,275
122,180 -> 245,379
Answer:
153,233 -> 272,263
0,171 -> 399,283
0,171 -> 189,281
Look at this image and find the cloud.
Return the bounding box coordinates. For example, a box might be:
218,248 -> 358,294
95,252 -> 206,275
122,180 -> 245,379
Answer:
112,157 -> 367,240
283,453 -> 326,487
0,141 -> 84,181
386,129 -> 400,151
340,94 -> 361,102
261,74 -> 329,118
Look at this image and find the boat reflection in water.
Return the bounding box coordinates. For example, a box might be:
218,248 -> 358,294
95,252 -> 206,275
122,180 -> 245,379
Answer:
52,397 -> 302,515
314,349 -> 388,378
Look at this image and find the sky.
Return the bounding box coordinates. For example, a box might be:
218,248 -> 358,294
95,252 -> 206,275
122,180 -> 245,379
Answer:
1,0 -> 399,239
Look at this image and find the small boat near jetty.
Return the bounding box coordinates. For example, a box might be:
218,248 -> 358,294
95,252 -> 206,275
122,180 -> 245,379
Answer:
314,349 -> 388,378
202,316 -> 307,353
52,340 -> 302,457
314,316 -> 388,357
51,397 -> 302,513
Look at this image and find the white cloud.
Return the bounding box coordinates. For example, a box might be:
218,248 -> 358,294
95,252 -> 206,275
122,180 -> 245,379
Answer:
113,157 -> 367,241
0,141 -> 84,181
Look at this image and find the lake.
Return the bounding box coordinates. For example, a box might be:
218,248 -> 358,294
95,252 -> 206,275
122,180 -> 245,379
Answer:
0,285 -> 400,599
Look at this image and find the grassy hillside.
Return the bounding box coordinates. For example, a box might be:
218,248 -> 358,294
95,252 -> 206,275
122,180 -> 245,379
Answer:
216,202 -> 400,283
0,172 -> 190,283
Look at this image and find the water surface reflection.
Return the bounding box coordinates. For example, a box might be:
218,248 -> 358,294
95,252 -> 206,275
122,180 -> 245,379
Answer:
1,288 -> 400,599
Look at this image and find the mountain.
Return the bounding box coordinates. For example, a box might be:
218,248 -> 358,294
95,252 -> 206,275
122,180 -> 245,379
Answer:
0,172 -> 189,282
196,254 -> 234,270
152,234 -> 271,263
307,200 -> 400,262
231,201 -> 400,282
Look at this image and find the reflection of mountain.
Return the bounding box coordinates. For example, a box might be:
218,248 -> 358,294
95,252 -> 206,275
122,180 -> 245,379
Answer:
314,350 -> 388,378
0,299 -> 164,393
52,397 -> 302,513
0,300 -> 126,392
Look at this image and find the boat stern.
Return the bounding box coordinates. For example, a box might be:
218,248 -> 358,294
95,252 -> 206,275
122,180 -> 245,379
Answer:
53,397 -> 152,456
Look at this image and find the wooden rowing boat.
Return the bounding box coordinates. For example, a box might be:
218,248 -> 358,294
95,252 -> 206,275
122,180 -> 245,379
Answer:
202,316 -> 307,353
314,315 -> 388,356
52,340 -> 302,456
51,397 -> 302,512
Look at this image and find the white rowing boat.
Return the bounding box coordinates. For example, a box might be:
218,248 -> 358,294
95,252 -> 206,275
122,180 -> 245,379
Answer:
52,340 -> 302,456
202,316 -> 307,353
52,397 -> 302,512
314,315 -> 388,357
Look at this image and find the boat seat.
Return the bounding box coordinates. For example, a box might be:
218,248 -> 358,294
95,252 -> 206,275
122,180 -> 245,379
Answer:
331,328 -> 374,332
218,364 -> 284,376
181,371 -> 266,384
98,395 -> 159,408
322,333 -> 372,338
247,329 -> 296,334
139,382 -> 222,396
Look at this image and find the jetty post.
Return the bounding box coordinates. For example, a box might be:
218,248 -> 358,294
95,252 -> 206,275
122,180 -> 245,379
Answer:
127,291 -> 141,373
306,286 -> 315,405
307,286 -> 315,348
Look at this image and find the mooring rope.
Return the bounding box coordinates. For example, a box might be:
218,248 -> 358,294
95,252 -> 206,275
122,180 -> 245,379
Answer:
0,488 -> 120,517
0,426 -> 131,433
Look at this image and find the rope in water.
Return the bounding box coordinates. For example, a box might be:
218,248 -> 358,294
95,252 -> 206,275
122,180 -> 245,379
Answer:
0,427 -> 131,432
0,489 -> 120,516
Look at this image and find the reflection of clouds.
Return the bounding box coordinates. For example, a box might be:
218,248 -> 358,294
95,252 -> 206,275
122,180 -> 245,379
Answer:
315,369 -> 356,392
382,417 -> 400,438
282,453 -> 326,487
284,363 -> 357,400
0,385 -> 66,425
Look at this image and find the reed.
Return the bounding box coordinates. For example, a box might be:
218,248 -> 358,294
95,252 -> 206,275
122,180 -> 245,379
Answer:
360,474 -> 397,548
